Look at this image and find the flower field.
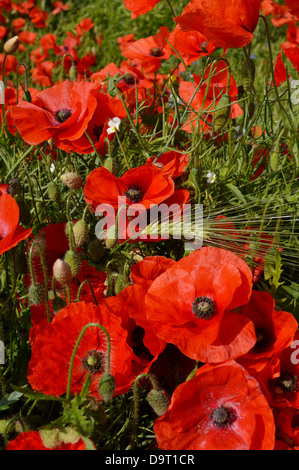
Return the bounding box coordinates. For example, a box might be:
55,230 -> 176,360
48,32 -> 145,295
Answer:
0,0 -> 298,451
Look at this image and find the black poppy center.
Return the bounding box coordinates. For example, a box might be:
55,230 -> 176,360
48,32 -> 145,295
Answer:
192,296 -> 217,320
122,73 -> 136,85
124,184 -> 144,203
253,327 -> 272,351
210,406 -> 236,428
277,372 -> 298,393
54,108 -> 72,123
92,124 -> 104,142
81,349 -> 104,375
150,47 -> 164,57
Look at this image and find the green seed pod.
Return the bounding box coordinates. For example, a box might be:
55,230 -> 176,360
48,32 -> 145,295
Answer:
73,219 -> 89,248
52,296 -> 67,314
105,224 -> 118,249
146,389 -> 170,416
64,250 -> 81,277
47,182 -> 60,203
28,283 -> 45,306
212,94 -> 231,133
87,238 -> 105,262
98,373 -> 116,403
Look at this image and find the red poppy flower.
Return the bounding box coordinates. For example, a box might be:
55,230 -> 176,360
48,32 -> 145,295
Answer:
0,193 -> 32,256
153,360 -> 275,450
84,163 -> 175,212
274,48 -> 299,86
285,0 -> 299,19
175,0 -> 261,49
55,92 -> 126,154
237,290 -> 298,373
6,431 -> 88,450
122,26 -> 171,74
29,6 -> 49,28
167,24 -> 216,70
145,247 -> 255,363
10,80 -> 100,147
123,0 -> 162,19
52,1 -> 70,15
27,301 -> 134,399
18,31 -> 37,45
146,150 -> 190,179
274,407 -> 299,450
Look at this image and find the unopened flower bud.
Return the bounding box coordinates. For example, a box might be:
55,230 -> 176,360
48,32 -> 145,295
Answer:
47,182 -> 60,203
53,258 -> 72,285
22,90 -> 32,103
146,389 -> 170,416
212,94 -> 231,133
73,219 -> 88,248
87,238 -> 105,262
60,172 -> 83,190
98,373 -> 116,403
105,224 -> 118,249
64,250 -> 81,277
4,36 -> 19,55
28,283 -> 45,306
52,296 -> 67,314
114,274 -> 128,295
104,156 -> 118,175
69,64 -> 78,81
241,58 -> 255,92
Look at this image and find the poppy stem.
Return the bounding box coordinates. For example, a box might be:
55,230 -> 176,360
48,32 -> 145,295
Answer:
76,279 -> 98,305
66,322 -> 112,401
29,241 -> 51,323
165,0 -> 176,17
84,130 -> 104,166
132,373 -> 160,449
60,52 -> 75,83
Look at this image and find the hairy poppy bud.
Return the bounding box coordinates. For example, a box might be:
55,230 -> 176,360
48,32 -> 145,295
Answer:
69,64 -> 78,82
53,259 -> 72,285
146,389 -> 169,416
98,373 -> 116,403
241,58 -> 255,92
47,182 -> 60,203
212,94 -> 231,133
104,156 -> 118,175
114,274 -> 128,295
73,219 -> 88,248
105,224 -> 118,249
64,250 -> 81,277
270,151 -> 279,172
60,172 -> 83,190
4,36 -> 19,55
28,283 -> 45,306
52,296 -> 67,314
146,389 -> 170,416
87,238 -> 105,262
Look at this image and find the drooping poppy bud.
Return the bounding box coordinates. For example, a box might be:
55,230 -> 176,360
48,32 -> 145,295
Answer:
53,259 -> 73,285
73,219 -> 88,248
47,182 -> 60,203
28,283 -> 45,306
64,250 -> 81,277
146,389 -> 170,416
60,172 -> 83,190
52,296 -> 67,314
87,238 -> 105,262
98,373 -> 116,403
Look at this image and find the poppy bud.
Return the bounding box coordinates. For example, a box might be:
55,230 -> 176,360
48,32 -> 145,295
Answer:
146,389 -> 170,416
69,64 -> 78,82
64,250 -> 81,277
73,219 -> 88,248
22,90 -> 32,103
60,172 -> 83,190
241,58 -> 255,92
52,296 -> 67,314
270,151 -> 279,172
98,373 -> 116,403
28,283 -> 45,306
114,273 -> 128,295
87,238 -> 105,262
212,94 -> 231,133
3,36 -> 19,55
104,156 -> 118,175
53,259 -> 73,285
105,224 -> 118,249
47,182 -> 60,203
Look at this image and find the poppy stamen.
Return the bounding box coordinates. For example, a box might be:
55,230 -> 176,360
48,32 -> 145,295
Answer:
81,349 -> 104,375
124,185 -> 144,203
210,405 -> 236,428
192,296 -> 217,320
122,73 -> 136,85
150,47 -> 164,57
54,108 -> 72,123
277,372 -> 298,393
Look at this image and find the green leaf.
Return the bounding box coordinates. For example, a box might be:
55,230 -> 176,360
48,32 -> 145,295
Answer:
225,183 -> 246,204
11,385 -> 66,403
0,391 -> 23,411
